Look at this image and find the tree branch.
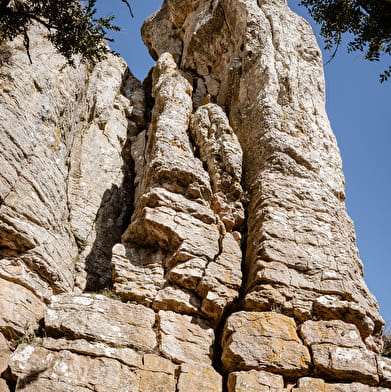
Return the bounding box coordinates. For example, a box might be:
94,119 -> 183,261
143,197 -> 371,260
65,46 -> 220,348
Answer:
121,0 -> 134,18
22,24 -> 32,64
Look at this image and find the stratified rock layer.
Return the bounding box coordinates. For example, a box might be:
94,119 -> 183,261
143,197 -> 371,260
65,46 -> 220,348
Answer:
0,0 -> 389,391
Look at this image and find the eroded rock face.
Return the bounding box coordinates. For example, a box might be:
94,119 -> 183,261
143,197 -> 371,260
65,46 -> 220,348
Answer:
0,0 -> 389,391
112,53 -> 244,327
222,312 -> 311,376
0,23 -> 144,299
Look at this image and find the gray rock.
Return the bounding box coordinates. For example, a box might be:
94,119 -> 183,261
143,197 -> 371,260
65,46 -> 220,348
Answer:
44,294 -> 156,351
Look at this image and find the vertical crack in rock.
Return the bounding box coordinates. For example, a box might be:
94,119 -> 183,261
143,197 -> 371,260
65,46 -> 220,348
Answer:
111,53 -> 245,387
67,60 -> 145,292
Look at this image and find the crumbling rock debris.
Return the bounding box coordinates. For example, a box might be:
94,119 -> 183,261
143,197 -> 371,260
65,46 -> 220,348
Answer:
0,0 -> 389,391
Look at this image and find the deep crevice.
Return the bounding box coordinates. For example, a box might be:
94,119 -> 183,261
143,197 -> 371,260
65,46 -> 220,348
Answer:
82,69 -> 148,291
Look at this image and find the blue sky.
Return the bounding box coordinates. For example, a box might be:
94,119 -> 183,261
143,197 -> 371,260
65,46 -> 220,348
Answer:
96,0 -> 391,329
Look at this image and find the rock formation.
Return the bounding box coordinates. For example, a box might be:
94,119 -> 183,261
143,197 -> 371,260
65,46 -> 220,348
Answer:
0,0 -> 390,391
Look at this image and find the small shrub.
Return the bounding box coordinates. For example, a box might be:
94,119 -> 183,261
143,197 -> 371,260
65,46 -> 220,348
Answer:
383,332 -> 391,358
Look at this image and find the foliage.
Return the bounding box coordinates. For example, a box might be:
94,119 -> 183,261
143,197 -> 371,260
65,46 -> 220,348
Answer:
383,331 -> 391,358
299,0 -> 391,81
0,0 -> 132,64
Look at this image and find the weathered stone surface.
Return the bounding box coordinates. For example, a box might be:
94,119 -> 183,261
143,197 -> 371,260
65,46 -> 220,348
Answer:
222,311 -> 311,376
292,377 -> 390,391
113,52 -> 242,325
299,320 -> 365,348
311,344 -> 378,385
40,338 -> 143,368
45,294 -> 156,351
0,380 -> 9,392
0,278 -> 44,339
9,342 -> 177,392
300,320 -> 378,384
142,354 -> 176,375
1,0 -> 389,389
0,333 -> 10,374
153,286 -> 202,315
137,370 -> 176,392
177,363 -> 222,392
378,356 -> 391,387
198,232 -> 242,323
0,25 -> 83,296
68,58 -> 144,291
0,22 -> 144,298
158,310 -> 214,364
9,344 -> 140,392
142,0 -> 384,349
190,103 -> 244,231
227,370 -> 284,392
112,243 -> 165,304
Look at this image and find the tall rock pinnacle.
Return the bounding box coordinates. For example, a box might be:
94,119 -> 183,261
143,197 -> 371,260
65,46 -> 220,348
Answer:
0,1 -> 390,391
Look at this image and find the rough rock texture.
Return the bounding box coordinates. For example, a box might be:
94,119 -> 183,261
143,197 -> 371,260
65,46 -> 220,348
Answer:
8,343 -> 177,392
0,0 -> 390,391
112,53 -> 243,327
0,23 -> 144,299
227,370 -> 285,392
142,0 -> 383,342
44,294 -> 157,351
222,312 -> 311,376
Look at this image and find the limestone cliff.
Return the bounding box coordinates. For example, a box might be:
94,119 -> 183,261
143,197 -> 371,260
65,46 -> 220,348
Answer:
0,1 -> 390,391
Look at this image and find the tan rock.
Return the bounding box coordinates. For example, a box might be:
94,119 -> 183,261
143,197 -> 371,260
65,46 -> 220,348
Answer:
0,279 -> 44,339
0,259 -> 53,300
198,232 -> 242,323
40,338 -> 143,369
190,103 -> 244,230
68,56 -> 143,290
45,294 -> 156,351
0,23 -> 144,296
177,362 -> 222,392
9,345 -> 140,392
311,343 -> 378,385
142,354 -> 176,375
292,377 -> 391,391
0,380 -> 10,392
137,370 -> 176,392
153,286 -> 202,315
142,0 -> 384,352
227,370 -> 284,392
378,356 -> 391,387
221,312 -> 310,376
0,333 -> 10,374
0,24 -> 83,296
299,320 -> 365,348
112,243 -> 165,304
292,377 -> 327,392
158,310 -> 214,364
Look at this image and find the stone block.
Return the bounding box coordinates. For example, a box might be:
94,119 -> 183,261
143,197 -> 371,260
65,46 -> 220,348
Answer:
9,345 -> 140,392
0,279 -> 44,339
222,312 -> 310,376
299,320 -> 365,348
377,356 -> 391,387
227,370 -> 284,392
311,344 -> 379,385
137,370 -> 176,392
177,363 -> 222,392
44,294 -> 156,351
40,338 -> 143,368
158,310 -> 214,364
